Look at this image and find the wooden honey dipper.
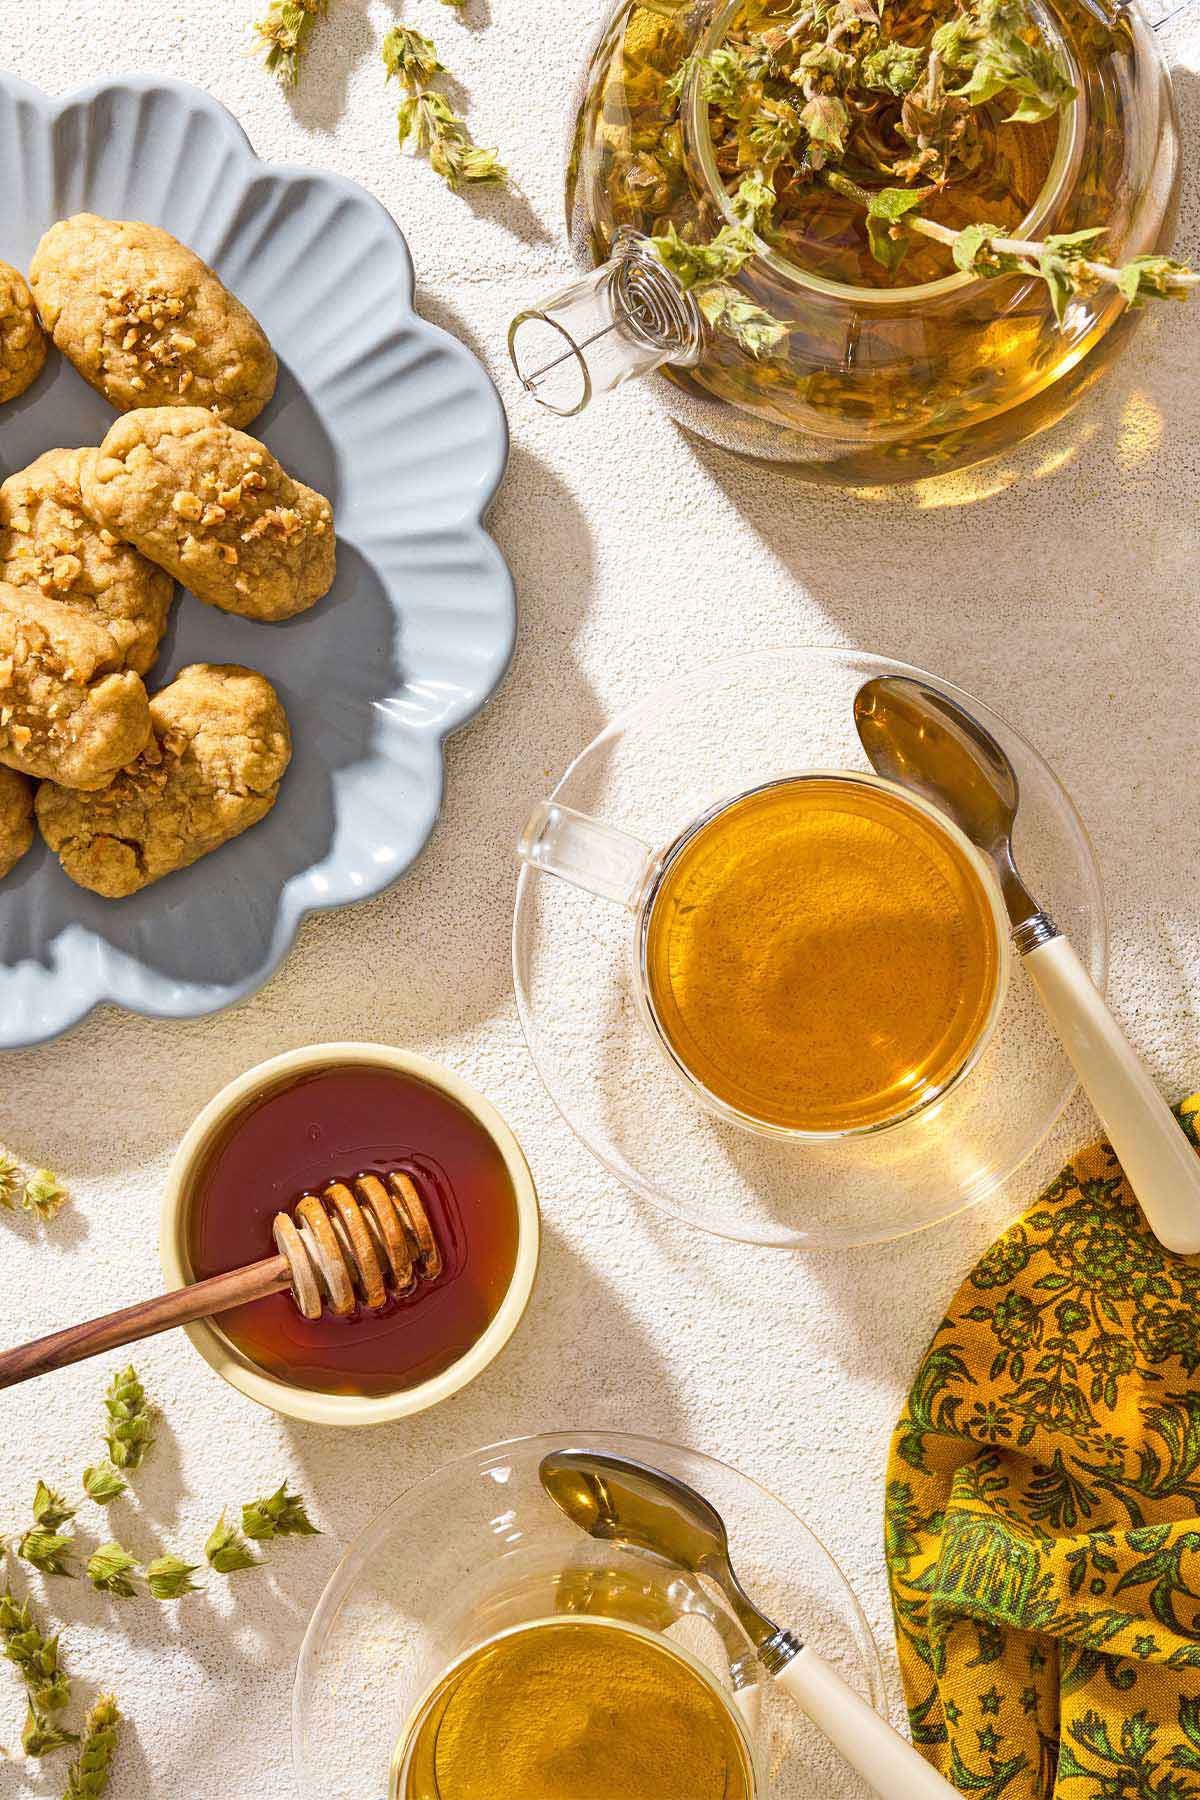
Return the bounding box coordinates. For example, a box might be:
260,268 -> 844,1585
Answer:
0,1165 -> 444,1390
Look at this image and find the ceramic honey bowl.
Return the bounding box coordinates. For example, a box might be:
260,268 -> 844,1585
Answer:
160,1043 -> 540,1427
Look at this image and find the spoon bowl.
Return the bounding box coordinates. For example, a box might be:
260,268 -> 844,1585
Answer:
854,675 -> 1040,929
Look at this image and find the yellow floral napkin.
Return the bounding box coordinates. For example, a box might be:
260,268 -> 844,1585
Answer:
887,1097 -> 1200,1797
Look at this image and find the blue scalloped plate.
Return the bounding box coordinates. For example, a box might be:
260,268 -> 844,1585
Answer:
0,73 -> 514,1048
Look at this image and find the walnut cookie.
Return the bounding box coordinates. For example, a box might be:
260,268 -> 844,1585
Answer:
0,581 -> 151,790
81,407 -> 335,622
29,215 -> 276,428
0,261 -> 46,405
0,449 -> 174,675
0,767 -> 34,879
36,663 -> 292,898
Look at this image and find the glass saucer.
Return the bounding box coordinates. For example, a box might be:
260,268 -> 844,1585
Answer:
291,1429 -> 884,1800
513,648 -> 1106,1249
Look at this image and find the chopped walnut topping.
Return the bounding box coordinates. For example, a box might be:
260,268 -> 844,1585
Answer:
241,506 -> 305,545
99,282 -> 197,390
172,491 -> 203,522
34,553 -> 83,596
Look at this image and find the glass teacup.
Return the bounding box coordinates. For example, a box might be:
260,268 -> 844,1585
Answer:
518,770 -> 1010,1142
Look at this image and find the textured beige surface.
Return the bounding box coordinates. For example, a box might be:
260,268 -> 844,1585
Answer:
0,1 -> 1198,1794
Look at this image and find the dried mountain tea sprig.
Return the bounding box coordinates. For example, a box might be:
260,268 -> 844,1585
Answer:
102,1367 -> 153,1472
62,1693 -> 120,1798
204,1513 -> 261,1574
22,1170 -> 69,1222
0,1153 -> 69,1220
253,0 -> 330,87
382,26 -> 507,190
81,1466 -> 126,1508
32,1485 -> 75,1533
22,1695 -> 78,1757
85,1545 -> 139,1600
0,1153 -> 21,1209
0,1589 -> 71,1713
18,1530 -> 77,1580
145,1556 -> 201,1600
242,1483 -> 320,1541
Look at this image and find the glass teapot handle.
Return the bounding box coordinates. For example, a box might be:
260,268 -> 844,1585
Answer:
509,229 -> 704,416
518,801 -> 657,911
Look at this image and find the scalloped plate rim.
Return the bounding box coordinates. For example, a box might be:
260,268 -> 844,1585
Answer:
0,70 -> 516,1050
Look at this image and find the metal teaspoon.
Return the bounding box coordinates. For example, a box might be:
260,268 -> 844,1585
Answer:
854,674 -> 1200,1256
539,1449 -> 960,1798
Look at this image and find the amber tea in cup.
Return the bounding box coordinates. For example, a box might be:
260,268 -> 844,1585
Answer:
641,776 -> 1005,1134
393,1617 -> 755,1800
520,770 -> 1008,1140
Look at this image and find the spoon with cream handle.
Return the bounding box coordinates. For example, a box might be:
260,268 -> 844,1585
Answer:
855,675 -> 1200,1256
540,1449 -> 960,1798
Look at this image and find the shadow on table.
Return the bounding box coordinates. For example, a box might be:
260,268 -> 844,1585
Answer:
276,1217 -> 688,1514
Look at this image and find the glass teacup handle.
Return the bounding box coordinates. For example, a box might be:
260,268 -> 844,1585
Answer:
518,801 -> 657,911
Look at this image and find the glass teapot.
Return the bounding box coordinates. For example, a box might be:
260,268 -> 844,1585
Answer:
509,0 -> 1182,483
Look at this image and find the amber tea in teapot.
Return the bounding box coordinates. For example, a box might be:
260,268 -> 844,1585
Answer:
511,0 -> 1186,481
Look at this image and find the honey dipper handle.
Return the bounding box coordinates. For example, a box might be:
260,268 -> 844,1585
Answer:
0,1255 -> 292,1390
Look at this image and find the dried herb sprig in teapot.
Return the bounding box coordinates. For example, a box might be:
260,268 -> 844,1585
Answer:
645,0 -> 1194,350
825,168 -> 1199,314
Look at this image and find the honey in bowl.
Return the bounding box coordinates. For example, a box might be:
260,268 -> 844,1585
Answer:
187,1064 -> 520,1396
642,775 -> 1004,1134
395,1618 -> 754,1800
